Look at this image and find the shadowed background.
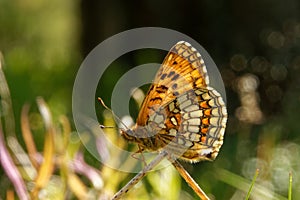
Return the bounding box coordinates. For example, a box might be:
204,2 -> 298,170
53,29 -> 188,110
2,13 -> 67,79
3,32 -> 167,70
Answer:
1,0 -> 300,199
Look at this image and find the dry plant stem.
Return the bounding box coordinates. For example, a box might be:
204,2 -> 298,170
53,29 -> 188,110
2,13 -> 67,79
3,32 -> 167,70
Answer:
112,151 -> 168,200
169,158 -> 210,200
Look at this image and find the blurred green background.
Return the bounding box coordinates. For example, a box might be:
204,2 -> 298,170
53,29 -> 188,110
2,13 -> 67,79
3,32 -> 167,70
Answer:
1,0 -> 300,199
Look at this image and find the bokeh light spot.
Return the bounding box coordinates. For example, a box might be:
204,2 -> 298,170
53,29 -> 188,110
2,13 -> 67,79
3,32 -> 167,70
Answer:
270,64 -> 287,81
250,56 -> 270,74
267,31 -> 285,49
230,54 -> 247,72
237,74 -> 259,93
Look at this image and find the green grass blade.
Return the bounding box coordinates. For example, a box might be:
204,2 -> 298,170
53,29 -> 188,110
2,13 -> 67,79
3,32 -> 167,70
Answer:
245,169 -> 259,200
288,172 -> 292,200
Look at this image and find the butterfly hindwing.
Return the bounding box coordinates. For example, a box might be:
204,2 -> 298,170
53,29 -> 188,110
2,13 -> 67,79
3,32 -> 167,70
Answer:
145,86 -> 227,162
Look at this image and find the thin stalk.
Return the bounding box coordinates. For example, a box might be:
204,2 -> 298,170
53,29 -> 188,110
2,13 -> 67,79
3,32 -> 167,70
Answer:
245,169 -> 259,200
169,158 -> 210,200
112,151 -> 167,200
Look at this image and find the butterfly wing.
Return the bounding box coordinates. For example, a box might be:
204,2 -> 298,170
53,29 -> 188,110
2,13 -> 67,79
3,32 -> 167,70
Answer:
130,41 -> 227,162
155,87 -> 227,162
136,41 -> 210,126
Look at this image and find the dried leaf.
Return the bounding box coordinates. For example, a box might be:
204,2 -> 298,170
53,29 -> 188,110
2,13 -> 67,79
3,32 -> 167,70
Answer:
21,103 -> 39,168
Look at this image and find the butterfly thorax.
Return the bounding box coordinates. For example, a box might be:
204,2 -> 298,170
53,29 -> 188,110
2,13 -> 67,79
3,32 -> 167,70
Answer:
120,125 -> 165,151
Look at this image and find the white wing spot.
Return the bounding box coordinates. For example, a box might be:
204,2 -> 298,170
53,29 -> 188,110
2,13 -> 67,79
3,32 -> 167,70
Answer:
170,117 -> 178,125
169,128 -> 177,136
154,114 -> 164,124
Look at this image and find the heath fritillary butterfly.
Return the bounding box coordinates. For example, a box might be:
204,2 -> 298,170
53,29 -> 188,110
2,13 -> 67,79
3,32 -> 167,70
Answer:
108,41 -> 227,199
121,41 -> 227,162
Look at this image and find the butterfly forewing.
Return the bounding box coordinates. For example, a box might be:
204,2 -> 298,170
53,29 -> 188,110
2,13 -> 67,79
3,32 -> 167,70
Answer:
136,41 -> 210,126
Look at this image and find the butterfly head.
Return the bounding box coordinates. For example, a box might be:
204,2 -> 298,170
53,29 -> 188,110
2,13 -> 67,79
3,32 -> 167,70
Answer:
120,128 -> 136,142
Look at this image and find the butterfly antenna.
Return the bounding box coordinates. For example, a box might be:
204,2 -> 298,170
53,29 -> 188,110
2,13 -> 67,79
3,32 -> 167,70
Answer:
97,97 -> 129,130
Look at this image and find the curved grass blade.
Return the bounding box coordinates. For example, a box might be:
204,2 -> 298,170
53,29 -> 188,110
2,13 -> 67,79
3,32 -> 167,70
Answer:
31,98 -> 55,198
0,123 -> 29,199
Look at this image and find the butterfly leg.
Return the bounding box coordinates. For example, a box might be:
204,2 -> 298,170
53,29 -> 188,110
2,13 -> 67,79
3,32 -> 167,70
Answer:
131,145 -> 147,166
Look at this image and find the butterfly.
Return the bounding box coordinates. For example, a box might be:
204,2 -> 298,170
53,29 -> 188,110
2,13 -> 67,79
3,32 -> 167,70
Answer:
120,41 -> 227,163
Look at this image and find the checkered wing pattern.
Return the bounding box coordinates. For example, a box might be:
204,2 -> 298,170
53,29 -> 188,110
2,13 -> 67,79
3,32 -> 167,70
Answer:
121,41 -> 227,162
